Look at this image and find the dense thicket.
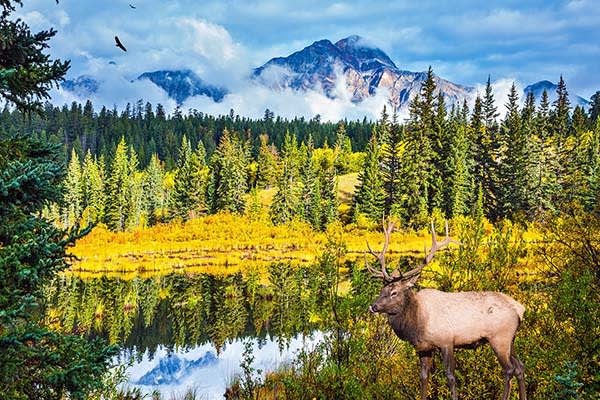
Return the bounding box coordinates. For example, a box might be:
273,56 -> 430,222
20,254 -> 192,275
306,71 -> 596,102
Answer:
0,1 -> 115,398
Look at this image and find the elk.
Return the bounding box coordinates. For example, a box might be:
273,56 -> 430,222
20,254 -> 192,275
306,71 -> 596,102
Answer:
366,221 -> 526,400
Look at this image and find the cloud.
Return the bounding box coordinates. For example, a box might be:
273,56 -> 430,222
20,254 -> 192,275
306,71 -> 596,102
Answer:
180,18 -> 240,64
12,0 -> 599,113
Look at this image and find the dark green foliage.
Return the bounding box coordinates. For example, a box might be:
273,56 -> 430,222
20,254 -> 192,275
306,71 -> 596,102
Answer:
0,1 -> 69,112
379,106 -> 402,216
105,137 -> 132,231
208,129 -> 248,214
353,132 -> 385,223
0,135 -> 116,399
0,3 -> 114,397
552,75 -> 571,139
168,135 -> 195,221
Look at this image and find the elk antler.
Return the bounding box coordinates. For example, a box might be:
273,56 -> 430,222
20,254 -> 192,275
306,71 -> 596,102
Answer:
365,219 -> 399,282
401,220 -> 460,281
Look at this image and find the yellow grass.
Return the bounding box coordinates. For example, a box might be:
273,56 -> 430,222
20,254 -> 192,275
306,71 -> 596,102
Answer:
68,172 -> 543,279
68,213 -> 458,277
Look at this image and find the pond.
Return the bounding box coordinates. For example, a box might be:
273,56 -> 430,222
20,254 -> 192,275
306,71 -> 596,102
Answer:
45,267 -> 330,399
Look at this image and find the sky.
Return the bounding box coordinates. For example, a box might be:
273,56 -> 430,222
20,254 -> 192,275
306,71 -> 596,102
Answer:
14,0 -> 600,120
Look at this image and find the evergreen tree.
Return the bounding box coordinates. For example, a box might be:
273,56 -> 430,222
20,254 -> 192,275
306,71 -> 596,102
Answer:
572,105 -> 588,134
482,76 -> 499,129
191,141 -> 209,215
271,132 -> 302,224
447,118 -> 472,218
169,135 -> 195,221
0,2 -> 114,398
474,80 -> 501,219
63,148 -> 82,226
334,121 -> 352,174
81,150 -> 105,224
430,92 -> 448,212
208,129 -> 248,214
353,130 -> 385,222
105,137 -> 131,231
498,83 -> 533,218
256,134 -> 278,189
552,75 -> 571,138
589,91 -> 600,127
299,136 -> 322,229
127,145 -> 144,228
380,106 -> 403,215
145,153 -> 164,225
320,164 -> 339,227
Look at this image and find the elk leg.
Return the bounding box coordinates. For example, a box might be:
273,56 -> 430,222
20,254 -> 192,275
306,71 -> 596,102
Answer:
511,348 -> 527,400
489,338 -> 515,400
440,346 -> 457,400
418,351 -> 434,400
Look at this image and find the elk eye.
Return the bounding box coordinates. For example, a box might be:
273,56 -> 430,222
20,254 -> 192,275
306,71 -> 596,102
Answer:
390,291 -> 397,297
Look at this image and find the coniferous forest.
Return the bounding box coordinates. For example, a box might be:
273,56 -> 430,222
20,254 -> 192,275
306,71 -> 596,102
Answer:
1,1 -> 600,399
2,68 -> 599,232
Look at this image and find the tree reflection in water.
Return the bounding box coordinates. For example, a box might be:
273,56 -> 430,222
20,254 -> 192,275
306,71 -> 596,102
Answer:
45,263 -> 327,361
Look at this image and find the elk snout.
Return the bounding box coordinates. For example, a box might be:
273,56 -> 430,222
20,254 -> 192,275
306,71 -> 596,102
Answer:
369,304 -> 378,313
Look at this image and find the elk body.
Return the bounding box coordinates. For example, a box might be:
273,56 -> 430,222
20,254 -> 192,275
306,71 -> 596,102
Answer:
366,221 -> 526,400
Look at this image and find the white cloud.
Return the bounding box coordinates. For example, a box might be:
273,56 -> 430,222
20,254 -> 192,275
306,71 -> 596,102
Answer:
180,18 -> 240,64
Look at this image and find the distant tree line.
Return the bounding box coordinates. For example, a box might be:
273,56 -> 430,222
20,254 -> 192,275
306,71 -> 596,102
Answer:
0,101 -> 374,169
4,70 -> 600,231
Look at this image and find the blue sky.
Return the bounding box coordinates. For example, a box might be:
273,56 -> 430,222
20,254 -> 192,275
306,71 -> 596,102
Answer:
14,0 -> 600,118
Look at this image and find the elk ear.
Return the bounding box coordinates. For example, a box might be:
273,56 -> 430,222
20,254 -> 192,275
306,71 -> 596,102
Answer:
405,274 -> 419,287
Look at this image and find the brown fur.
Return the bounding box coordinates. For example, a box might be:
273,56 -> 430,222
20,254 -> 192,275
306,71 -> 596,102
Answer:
370,281 -> 527,400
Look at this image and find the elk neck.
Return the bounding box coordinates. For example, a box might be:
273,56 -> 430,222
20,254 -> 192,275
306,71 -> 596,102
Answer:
387,288 -> 424,347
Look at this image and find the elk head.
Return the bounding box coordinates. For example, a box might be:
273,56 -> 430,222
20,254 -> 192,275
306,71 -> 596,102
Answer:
367,220 -> 459,314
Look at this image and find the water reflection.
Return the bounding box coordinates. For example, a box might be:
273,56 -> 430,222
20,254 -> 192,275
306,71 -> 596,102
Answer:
123,334 -> 322,399
45,264 -> 329,396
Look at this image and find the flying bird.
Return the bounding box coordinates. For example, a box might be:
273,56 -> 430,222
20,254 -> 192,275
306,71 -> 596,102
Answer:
129,4 -> 136,9
114,36 -> 127,52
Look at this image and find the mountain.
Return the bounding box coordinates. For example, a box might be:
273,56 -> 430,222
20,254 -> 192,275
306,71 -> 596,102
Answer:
61,69 -> 227,105
136,351 -> 217,386
61,75 -> 99,97
253,35 -> 474,110
524,80 -> 590,108
137,69 -> 228,105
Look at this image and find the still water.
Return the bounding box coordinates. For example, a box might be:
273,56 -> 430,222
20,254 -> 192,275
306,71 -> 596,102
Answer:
46,267 -> 328,398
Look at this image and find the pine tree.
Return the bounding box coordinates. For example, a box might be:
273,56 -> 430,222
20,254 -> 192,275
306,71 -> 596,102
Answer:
63,148 -> 82,227
483,76 -> 499,129
430,92 -> 448,212
381,107 -> 403,215
191,141 -> 209,215
447,118 -> 472,218
400,68 -> 437,225
572,105 -> 588,134
0,2 -> 114,397
105,137 -> 131,231
127,145 -> 144,228
169,135 -> 195,221
474,79 -> 501,219
583,118 -> 600,210
589,91 -> 600,127
299,136 -> 322,229
498,83 -> 533,219
553,75 -> 571,139
270,132 -> 302,224
81,150 -> 105,224
145,153 -> 164,225
353,130 -> 385,222
320,164 -> 339,227
208,129 -> 248,214
257,134 -> 278,189
334,121 -> 352,174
